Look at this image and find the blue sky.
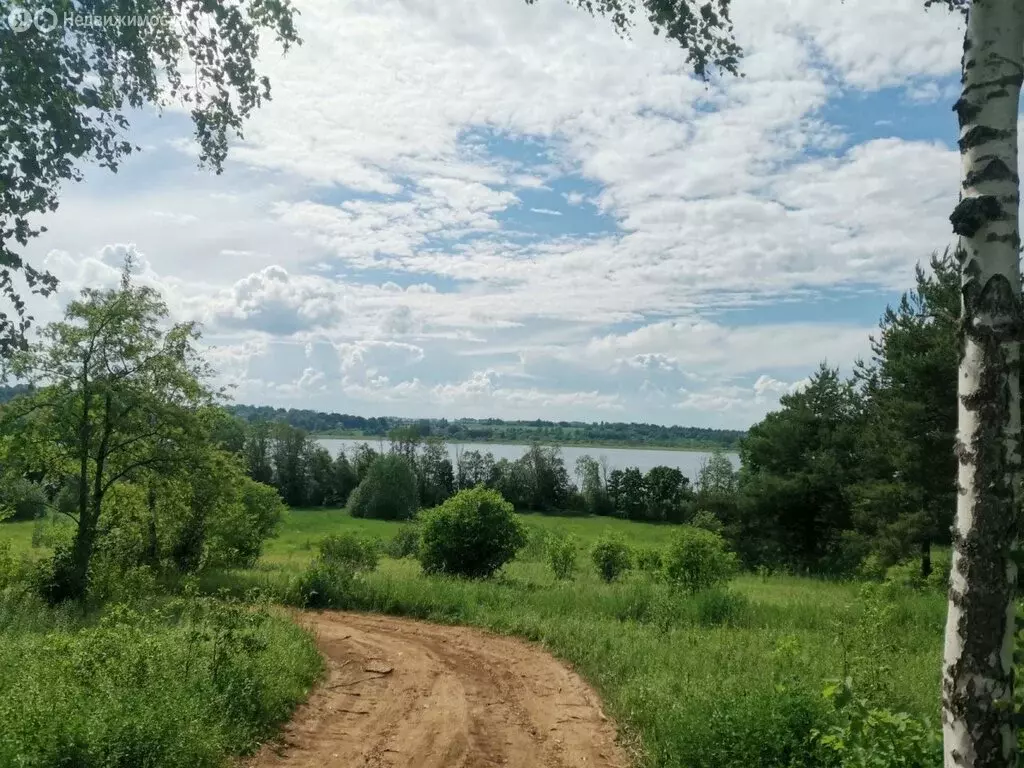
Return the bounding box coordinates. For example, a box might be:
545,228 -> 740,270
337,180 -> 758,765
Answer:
24,0 -> 968,429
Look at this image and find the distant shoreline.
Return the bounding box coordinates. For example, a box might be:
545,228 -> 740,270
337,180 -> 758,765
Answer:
313,432 -> 739,454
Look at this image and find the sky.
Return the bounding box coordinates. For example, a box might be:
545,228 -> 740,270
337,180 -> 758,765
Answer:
19,0 -> 970,430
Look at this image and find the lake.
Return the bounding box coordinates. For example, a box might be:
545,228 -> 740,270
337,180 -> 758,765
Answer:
316,438 -> 739,481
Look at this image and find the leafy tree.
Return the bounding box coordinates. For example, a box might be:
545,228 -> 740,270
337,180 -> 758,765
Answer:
2,264 -> 215,601
243,421 -> 273,485
270,423 -> 309,507
418,487 -> 526,579
388,425 -> 422,462
644,465 -> 691,522
417,437 -> 455,508
350,442 -> 379,483
348,454 -> 418,521
546,534 -> 578,580
519,444 -> 572,512
330,451 -> 359,507
455,449 -> 495,489
575,454 -> 613,515
1,0 -> 300,354
617,467 -> 647,520
303,443 -> 335,507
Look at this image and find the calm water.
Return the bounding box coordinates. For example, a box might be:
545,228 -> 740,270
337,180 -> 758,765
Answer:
316,438 -> 739,481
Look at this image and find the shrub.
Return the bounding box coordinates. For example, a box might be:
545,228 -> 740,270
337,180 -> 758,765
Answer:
664,526 -> 737,594
635,546 -> 664,574
292,533 -> 380,608
813,678 -> 942,767
591,535 -> 632,583
0,595 -> 321,768
387,525 -> 421,559
690,509 -> 723,534
0,479 -> 46,522
418,488 -> 526,579
546,535 -> 578,581
319,533 -> 381,571
348,454 -> 419,520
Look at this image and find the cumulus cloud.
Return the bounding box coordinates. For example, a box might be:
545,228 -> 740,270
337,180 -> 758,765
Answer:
13,0 -> 967,427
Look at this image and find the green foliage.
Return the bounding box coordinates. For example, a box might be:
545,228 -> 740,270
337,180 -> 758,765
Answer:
387,525 -> 421,559
546,534 -> 578,580
418,488 -> 527,579
227,403 -> 745,451
813,678 -> 941,768
695,587 -> 751,627
664,526 -> 737,594
292,534 -> 381,609
319,533 -> 381,572
0,593 -> 320,768
690,508 -> 724,534
0,0 -> 300,353
591,535 -> 632,582
0,478 -> 46,522
2,266 -> 220,601
348,454 -> 419,520
634,545 -> 664,574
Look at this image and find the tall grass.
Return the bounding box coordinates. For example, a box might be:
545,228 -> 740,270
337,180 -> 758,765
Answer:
194,508 -> 947,768
0,584 -> 321,768
0,508 -> 947,768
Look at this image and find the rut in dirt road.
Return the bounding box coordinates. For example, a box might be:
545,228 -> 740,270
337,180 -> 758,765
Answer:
245,611 -> 632,768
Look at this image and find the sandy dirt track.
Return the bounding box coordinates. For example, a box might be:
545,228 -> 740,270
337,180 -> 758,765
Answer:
245,611 -> 631,768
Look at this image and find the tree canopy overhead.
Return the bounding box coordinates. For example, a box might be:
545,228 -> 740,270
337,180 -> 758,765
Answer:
0,0 -> 301,354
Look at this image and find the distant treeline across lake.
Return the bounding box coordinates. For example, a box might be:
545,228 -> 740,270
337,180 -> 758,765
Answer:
225,404 -> 745,451
317,438 -> 740,478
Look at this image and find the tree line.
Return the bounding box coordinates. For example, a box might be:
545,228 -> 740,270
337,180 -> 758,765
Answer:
225,404 -> 745,450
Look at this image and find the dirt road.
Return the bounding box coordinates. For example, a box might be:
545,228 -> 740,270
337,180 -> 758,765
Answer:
245,611 -> 631,768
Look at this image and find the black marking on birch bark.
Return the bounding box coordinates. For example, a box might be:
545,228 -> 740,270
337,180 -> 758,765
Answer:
943,321 -> 1019,767
954,97 -> 983,124
961,72 -> 1024,97
959,126 -> 1014,152
985,232 -> 1022,250
964,158 -> 1019,187
951,195 -> 1004,237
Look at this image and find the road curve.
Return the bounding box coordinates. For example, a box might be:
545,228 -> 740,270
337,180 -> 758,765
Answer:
244,611 -> 631,768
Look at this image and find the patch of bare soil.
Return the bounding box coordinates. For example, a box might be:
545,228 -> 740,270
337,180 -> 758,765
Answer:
244,611 -> 631,768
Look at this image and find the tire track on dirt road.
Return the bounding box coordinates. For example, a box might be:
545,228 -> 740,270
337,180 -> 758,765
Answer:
244,611 -> 631,768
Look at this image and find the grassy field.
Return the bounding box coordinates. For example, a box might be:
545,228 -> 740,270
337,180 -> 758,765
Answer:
0,509 -> 946,768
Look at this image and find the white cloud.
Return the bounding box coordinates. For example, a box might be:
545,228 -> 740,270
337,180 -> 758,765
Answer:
14,0 -> 969,428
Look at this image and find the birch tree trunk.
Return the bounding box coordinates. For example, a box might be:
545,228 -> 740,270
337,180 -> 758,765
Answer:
944,1 -> 1024,766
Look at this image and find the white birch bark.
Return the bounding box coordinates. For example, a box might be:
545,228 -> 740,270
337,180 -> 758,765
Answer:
943,1 -> 1024,766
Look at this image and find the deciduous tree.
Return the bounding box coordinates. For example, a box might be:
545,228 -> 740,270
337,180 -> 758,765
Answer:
0,0 -> 300,353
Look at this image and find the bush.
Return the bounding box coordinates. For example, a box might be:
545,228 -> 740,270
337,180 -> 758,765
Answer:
664,526 -> 737,594
348,454 -> 419,520
813,678 -> 942,767
0,595 -> 321,768
418,488 -> 526,579
690,509 -> 723,534
591,535 -> 632,583
635,546 -> 664,574
387,525 -> 421,559
546,535 -> 578,581
292,533 -> 380,608
319,533 -> 381,571
0,479 -> 46,522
